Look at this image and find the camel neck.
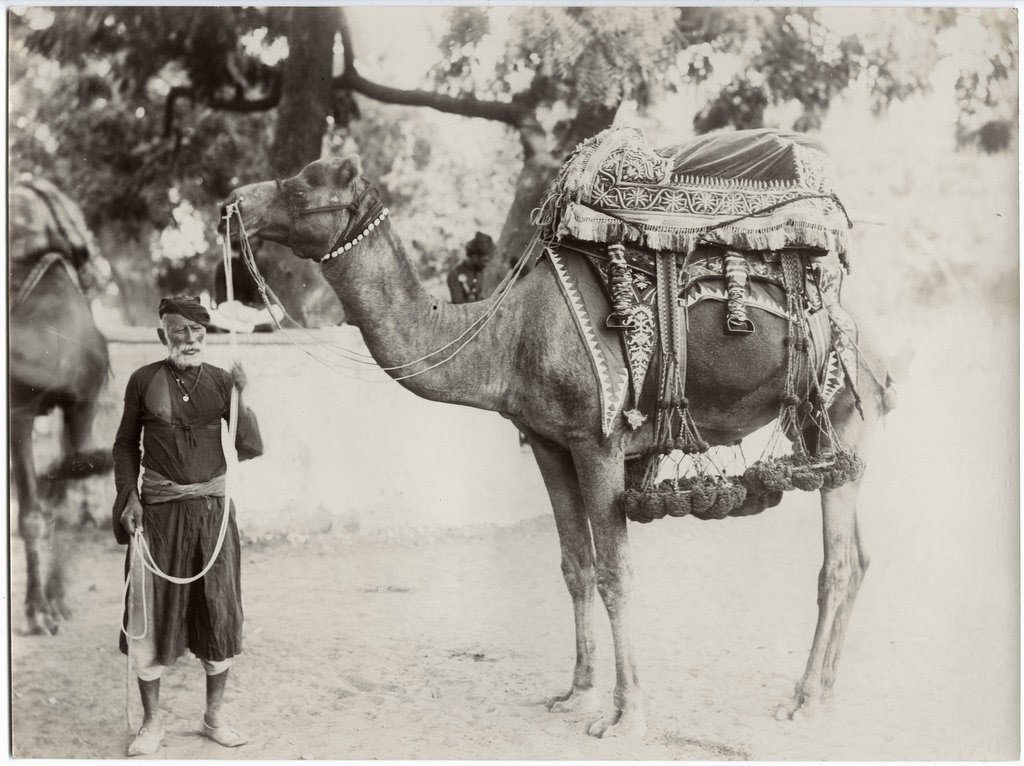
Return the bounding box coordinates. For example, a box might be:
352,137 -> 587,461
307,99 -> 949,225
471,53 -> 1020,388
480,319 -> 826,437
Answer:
319,226 -> 513,411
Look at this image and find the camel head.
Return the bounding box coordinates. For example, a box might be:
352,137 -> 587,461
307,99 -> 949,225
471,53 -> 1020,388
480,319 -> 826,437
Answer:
221,156 -> 379,261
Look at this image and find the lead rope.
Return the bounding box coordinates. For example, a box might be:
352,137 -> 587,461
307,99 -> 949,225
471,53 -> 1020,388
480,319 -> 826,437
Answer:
122,221 -> 241,733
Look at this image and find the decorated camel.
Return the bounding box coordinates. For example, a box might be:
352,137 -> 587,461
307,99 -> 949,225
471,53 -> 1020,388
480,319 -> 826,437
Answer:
10,178 -> 113,635
223,127 -> 895,737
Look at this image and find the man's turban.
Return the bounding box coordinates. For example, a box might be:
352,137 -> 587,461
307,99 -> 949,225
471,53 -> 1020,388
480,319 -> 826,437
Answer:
465,231 -> 495,257
158,295 -> 210,326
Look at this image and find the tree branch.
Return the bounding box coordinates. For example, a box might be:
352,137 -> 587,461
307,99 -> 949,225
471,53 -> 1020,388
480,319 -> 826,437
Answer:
336,7 -> 537,135
334,70 -> 527,127
163,80 -> 282,137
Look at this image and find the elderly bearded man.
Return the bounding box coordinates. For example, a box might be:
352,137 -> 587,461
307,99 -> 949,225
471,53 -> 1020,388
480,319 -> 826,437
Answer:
112,295 -> 263,757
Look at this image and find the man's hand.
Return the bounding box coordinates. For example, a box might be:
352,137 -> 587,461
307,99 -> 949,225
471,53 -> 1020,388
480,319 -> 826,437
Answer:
120,492 -> 144,536
230,362 -> 247,393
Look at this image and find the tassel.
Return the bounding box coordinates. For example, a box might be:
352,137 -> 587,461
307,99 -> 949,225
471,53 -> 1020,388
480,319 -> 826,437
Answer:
606,244 -> 635,330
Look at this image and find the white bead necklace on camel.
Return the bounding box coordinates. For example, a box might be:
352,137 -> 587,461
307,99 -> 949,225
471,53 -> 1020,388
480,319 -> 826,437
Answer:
320,208 -> 391,262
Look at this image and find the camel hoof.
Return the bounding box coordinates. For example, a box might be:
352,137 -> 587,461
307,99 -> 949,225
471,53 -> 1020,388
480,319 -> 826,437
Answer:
586,709 -> 646,739
546,687 -> 600,714
775,691 -> 820,722
51,599 -> 73,621
27,615 -> 55,636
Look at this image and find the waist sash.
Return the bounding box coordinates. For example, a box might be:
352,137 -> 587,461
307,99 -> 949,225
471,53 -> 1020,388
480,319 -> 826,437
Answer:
141,468 -> 225,505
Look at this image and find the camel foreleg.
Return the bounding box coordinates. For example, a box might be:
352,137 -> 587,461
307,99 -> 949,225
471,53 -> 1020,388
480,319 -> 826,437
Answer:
572,443 -> 646,739
44,513 -> 75,622
11,411 -> 59,635
529,436 -> 601,714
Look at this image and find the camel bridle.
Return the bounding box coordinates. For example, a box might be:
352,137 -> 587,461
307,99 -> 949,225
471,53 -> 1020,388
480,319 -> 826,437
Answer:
274,177 -> 383,254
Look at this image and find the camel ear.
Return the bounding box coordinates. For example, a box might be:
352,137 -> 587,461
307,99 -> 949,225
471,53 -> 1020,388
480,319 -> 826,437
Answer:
335,155 -> 362,188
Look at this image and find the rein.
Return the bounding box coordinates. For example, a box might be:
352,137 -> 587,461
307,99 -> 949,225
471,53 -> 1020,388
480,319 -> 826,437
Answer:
221,198 -> 537,382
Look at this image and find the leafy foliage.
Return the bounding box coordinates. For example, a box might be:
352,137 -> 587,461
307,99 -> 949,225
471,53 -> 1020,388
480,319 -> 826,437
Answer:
8,6 -> 1017,323
329,103 -> 519,285
435,8 -> 683,117
691,7 -> 1017,147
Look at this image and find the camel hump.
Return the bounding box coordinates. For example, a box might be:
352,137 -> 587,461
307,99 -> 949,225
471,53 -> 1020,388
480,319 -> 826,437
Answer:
535,126 -> 850,259
10,176 -> 96,268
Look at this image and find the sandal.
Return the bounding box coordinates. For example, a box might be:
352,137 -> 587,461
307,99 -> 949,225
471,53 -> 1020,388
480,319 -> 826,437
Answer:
200,719 -> 248,747
127,723 -> 165,757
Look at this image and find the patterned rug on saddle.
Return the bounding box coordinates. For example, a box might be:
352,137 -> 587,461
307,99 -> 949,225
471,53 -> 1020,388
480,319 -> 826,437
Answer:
534,126 -> 852,266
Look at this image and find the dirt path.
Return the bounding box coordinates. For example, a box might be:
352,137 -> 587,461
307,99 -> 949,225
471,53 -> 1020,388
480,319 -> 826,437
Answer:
9,312 -> 1018,760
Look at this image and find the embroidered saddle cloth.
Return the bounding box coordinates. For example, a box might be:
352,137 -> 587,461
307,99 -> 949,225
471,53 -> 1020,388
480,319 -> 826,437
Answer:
535,126 -> 850,259
546,244 -> 855,438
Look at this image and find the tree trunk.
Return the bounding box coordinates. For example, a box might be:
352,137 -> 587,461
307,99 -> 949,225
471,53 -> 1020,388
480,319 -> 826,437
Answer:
483,102 -> 618,294
99,222 -> 161,326
261,7 -> 346,327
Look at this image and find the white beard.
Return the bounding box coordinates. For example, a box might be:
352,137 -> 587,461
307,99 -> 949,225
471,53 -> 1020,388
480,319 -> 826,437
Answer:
168,345 -> 204,368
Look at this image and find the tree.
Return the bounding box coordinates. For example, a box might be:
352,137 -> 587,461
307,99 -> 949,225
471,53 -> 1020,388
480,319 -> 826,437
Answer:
10,6 -> 1017,323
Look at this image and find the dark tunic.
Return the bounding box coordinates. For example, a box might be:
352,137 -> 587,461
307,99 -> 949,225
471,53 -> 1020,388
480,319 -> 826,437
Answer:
112,360 -> 263,664
447,261 -> 484,304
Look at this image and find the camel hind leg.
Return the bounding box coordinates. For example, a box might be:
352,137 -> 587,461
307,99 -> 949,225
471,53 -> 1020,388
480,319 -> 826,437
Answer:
820,512 -> 870,699
777,477 -> 869,719
778,368 -> 887,720
528,434 -> 601,714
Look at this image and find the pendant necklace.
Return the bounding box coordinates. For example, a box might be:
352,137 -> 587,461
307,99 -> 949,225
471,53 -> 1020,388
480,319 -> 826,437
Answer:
170,363 -> 203,402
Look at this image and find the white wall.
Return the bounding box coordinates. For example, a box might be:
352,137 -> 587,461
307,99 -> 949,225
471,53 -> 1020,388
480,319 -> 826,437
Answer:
49,326 -> 551,536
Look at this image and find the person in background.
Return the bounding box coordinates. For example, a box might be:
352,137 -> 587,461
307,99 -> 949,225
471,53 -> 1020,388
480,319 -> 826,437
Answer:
447,231 -> 495,304
112,295 -> 263,757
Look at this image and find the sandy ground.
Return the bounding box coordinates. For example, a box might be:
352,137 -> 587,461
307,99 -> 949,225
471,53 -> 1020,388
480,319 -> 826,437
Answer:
8,308 -> 1019,761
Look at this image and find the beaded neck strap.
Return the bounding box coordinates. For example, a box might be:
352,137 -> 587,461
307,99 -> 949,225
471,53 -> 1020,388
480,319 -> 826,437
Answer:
320,205 -> 390,263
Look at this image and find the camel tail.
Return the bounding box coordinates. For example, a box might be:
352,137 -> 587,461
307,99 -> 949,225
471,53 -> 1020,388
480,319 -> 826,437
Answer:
881,372 -> 898,415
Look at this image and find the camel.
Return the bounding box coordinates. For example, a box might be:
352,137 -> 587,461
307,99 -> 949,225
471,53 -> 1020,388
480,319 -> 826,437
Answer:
223,153 -> 893,737
10,179 -> 113,635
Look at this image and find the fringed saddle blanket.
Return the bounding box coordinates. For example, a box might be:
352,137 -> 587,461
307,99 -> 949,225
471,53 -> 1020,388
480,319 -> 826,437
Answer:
546,244 -> 857,438
10,177 -> 100,300
535,126 -> 851,264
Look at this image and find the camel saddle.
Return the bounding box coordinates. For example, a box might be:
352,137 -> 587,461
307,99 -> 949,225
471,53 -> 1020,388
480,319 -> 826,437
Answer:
545,242 -> 856,439
538,126 -> 856,440
535,126 -> 851,263
9,177 -> 100,302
